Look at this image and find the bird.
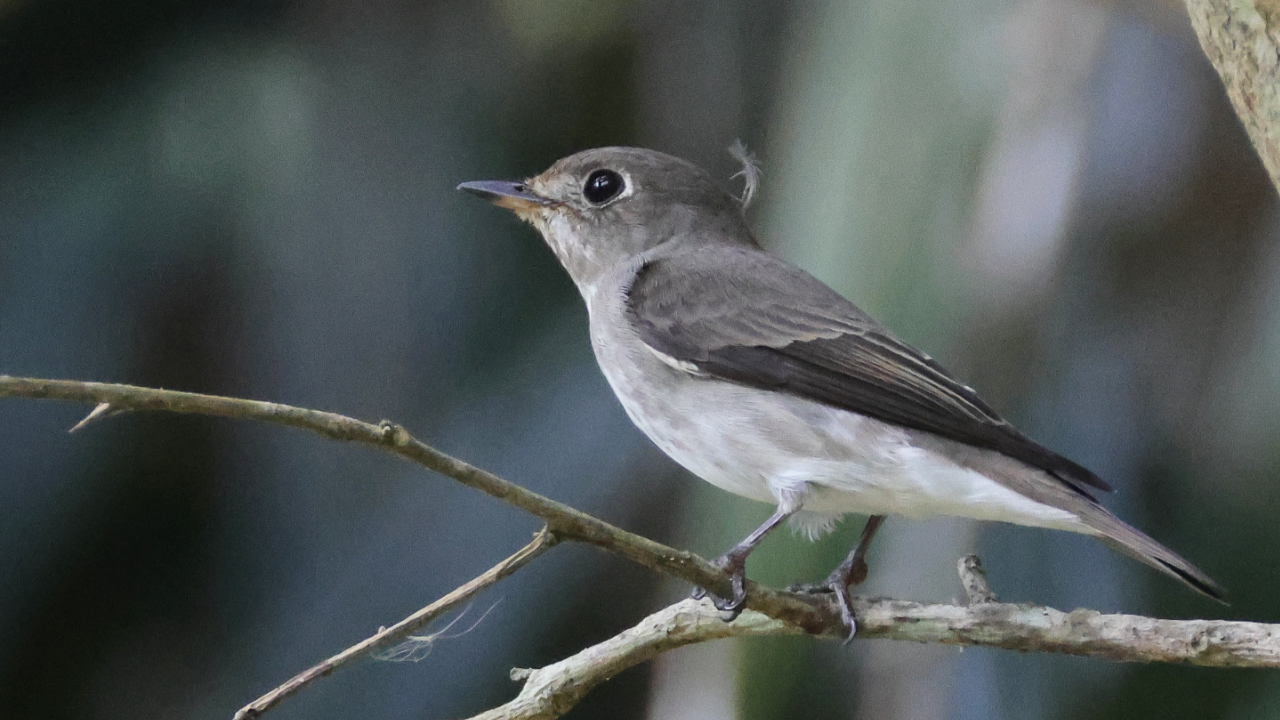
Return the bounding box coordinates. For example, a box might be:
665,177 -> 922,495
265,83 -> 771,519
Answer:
458,146 -> 1224,633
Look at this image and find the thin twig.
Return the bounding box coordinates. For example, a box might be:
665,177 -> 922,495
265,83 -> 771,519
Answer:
233,527 -> 558,720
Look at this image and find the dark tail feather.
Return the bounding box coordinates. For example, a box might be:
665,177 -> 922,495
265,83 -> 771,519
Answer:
1085,508 -> 1226,603
1154,557 -> 1227,602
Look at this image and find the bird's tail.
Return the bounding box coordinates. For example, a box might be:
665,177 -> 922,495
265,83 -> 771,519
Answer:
1078,504 -> 1226,602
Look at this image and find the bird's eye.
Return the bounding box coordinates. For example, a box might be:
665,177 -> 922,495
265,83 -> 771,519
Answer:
583,169 -> 625,204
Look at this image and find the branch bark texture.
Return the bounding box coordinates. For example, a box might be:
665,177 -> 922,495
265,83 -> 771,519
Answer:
1185,0 -> 1280,193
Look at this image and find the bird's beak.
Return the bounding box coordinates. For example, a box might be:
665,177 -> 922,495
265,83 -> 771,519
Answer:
457,180 -> 554,212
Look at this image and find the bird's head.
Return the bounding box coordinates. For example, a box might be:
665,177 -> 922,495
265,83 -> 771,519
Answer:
459,147 -> 757,288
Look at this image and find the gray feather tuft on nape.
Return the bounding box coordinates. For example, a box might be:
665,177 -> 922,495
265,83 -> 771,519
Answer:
728,140 -> 761,210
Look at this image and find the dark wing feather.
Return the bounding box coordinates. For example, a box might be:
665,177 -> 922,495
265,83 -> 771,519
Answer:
626,246 -> 1111,499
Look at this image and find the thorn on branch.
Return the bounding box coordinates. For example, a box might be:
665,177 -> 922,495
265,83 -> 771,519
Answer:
68,402 -> 127,433
958,554 -> 998,605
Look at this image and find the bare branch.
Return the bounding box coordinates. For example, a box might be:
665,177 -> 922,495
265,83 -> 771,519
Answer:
467,593 -> 1280,720
233,528 -> 558,720
848,596 -> 1280,665
0,375 -> 836,632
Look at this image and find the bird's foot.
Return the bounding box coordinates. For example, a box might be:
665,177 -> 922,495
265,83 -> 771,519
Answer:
823,557 -> 866,644
691,552 -> 750,620
804,516 -> 883,642
787,558 -> 867,643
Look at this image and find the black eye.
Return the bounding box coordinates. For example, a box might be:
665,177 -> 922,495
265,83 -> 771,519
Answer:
583,169 -> 625,204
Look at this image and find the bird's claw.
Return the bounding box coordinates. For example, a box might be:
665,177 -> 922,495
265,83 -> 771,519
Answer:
828,580 -> 858,645
692,553 -> 749,620
784,579 -> 858,642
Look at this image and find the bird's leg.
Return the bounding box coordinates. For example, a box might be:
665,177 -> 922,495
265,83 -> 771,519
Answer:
693,505 -> 795,619
828,514 -> 886,588
821,514 -> 885,642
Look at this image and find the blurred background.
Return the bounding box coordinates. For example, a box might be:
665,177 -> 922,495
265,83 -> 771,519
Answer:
1,0 -> 1278,718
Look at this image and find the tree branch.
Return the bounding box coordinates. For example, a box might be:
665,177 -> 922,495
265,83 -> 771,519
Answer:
1184,0 -> 1280,195
0,375 -> 835,633
463,552 -> 1279,720
465,594 -> 1280,720
3,375 -> 1279,720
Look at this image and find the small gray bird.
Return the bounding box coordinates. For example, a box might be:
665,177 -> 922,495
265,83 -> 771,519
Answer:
459,147 -> 1223,631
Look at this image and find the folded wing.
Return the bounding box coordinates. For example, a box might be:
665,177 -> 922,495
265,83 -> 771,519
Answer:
625,245 -> 1111,500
